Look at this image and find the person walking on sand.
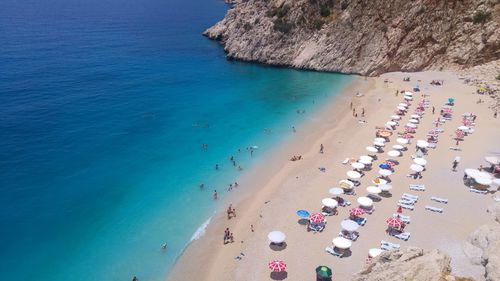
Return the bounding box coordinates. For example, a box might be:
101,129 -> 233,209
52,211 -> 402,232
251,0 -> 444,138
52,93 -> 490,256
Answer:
213,190 -> 218,200
350,101 -> 353,109
361,107 -> 365,117
352,108 -> 356,116
432,106 -> 435,114
320,144 -> 324,154
452,159 -> 459,172
494,111 -> 497,118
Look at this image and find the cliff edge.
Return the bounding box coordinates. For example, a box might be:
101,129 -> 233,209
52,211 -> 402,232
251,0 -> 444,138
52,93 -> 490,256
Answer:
205,0 -> 500,76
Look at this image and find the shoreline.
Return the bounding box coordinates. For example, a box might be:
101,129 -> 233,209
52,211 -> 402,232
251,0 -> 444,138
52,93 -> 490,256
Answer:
167,70 -> 499,281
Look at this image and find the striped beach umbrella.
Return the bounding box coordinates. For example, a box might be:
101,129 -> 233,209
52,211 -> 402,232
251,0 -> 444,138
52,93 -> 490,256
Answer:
349,207 -> 365,217
309,213 -> 326,223
268,260 -> 286,272
386,217 -> 403,228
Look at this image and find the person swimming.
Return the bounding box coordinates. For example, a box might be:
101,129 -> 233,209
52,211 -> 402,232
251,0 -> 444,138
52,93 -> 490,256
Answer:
161,243 -> 167,250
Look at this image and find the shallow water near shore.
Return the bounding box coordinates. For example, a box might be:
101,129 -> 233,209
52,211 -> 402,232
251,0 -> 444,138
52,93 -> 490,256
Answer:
0,0 -> 353,280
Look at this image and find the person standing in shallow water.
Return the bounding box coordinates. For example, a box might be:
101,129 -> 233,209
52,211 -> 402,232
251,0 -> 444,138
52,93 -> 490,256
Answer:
213,190 -> 218,200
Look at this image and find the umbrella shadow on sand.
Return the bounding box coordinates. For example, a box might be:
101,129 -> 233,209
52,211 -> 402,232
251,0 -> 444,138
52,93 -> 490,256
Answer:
270,271 -> 288,280
341,249 -> 353,258
269,242 -> 287,251
367,194 -> 382,202
379,192 -> 393,198
297,218 -> 308,225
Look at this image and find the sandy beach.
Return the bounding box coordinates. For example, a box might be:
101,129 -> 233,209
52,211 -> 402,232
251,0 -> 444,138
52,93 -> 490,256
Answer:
167,70 -> 500,281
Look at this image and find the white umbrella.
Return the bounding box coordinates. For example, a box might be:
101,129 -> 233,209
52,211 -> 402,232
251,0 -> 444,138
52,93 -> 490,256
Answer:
485,156 -> 499,165
352,162 -> 365,169
397,138 -> 409,144
329,187 -> 344,195
404,91 -> 413,96
387,150 -> 401,157
392,144 -> 404,150
410,164 -> 424,172
464,168 -> 480,178
322,198 -> 338,208
475,177 -> 492,186
374,137 -> 386,143
409,119 -> 419,124
379,169 -> 392,176
374,141 -> 385,147
332,237 -> 352,249
397,106 -> 406,111
360,155 -> 373,162
268,231 -> 286,244
413,157 -> 427,166
493,178 -> 500,187
391,115 -> 401,120
369,248 -> 384,258
357,196 -> 373,207
359,158 -> 372,165
404,96 -> 413,100
475,172 -> 493,180
416,140 -> 429,148
387,121 -> 397,126
406,123 -> 417,128
378,184 -> 392,191
366,186 -> 381,194
458,126 -> 470,131
366,146 -> 378,153
411,114 -> 421,119
341,220 -> 359,232
347,171 -> 361,179
398,103 -> 408,107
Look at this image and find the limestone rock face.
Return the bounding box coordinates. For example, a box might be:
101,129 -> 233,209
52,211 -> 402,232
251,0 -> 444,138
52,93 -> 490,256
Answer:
351,247 -> 452,281
205,0 -> 500,76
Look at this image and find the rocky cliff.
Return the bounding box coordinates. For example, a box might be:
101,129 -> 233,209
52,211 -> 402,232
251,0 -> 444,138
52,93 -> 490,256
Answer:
205,0 -> 500,76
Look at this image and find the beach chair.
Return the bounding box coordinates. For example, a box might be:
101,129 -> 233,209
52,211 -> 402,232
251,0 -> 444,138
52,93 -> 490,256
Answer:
469,188 -> 487,194
431,196 -> 448,204
393,213 -> 411,224
409,184 -> 425,191
344,190 -> 356,196
352,217 -> 367,226
308,223 -> 325,232
342,158 -> 350,165
390,231 -> 411,241
380,240 -> 400,250
399,197 -> 416,205
402,195 -> 418,203
402,193 -> 419,200
363,208 -> 375,215
449,147 -> 461,151
397,203 -> 414,210
325,246 -> 344,257
425,206 -> 443,213
339,231 -> 359,241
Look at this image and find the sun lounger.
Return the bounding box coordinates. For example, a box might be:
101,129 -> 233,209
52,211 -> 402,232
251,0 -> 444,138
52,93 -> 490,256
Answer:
398,202 -> 414,210
363,208 -> 375,214
308,224 -> 325,232
402,193 -> 419,200
431,196 -> 448,204
339,231 -> 359,241
393,213 -> 410,224
494,196 -> 500,202
380,240 -> 400,250
425,205 -> 443,213
469,188 -> 488,194
342,158 -> 350,165
409,184 -> 425,191
390,231 -> 411,241
352,217 -> 367,226
398,199 -> 415,205
449,146 -> 461,151
402,195 -> 418,203
325,246 -> 344,257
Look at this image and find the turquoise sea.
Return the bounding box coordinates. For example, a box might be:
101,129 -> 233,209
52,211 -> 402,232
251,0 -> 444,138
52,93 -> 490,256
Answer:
0,0 -> 352,280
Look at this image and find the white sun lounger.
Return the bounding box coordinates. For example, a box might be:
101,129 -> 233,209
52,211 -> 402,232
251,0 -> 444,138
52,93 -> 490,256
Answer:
469,188 -> 488,194
398,203 -> 414,210
428,143 -> 437,149
393,213 -> 411,224
390,231 -> 411,241
431,196 -> 448,204
325,246 -> 344,257
449,147 -> 461,151
401,195 -> 418,203
409,184 -> 425,191
342,158 -> 350,165
402,193 -> 418,200
380,240 -> 400,250
398,199 -> 415,205
425,205 -> 443,213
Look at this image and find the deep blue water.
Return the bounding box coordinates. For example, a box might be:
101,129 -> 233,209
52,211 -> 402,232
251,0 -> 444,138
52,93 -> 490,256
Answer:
0,0 -> 352,280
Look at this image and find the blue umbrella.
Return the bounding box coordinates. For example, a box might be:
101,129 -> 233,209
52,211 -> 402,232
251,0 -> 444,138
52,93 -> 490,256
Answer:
296,210 -> 310,218
448,98 -> 455,103
379,163 -> 390,169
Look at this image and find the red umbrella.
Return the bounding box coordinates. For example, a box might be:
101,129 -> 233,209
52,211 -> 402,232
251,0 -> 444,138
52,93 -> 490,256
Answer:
386,217 -> 403,228
349,207 -> 365,217
456,130 -> 465,138
309,213 -> 325,223
268,260 -> 286,272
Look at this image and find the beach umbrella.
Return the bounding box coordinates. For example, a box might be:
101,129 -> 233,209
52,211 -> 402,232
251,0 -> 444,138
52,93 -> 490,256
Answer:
402,133 -> 414,139
329,187 -> 344,196
379,169 -> 392,176
268,260 -> 286,272
409,119 -> 419,124
386,217 -> 403,228
296,210 -> 310,218
404,91 -> 413,96
316,266 -> 332,279
377,130 -> 392,138
397,138 -> 409,144
359,158 -> 372,165
411,114 -> 421,119
413,157 -> 427,166
339,180 -> 354,189
268,231 -> 286,244
476,171 -> 493,180
410,164 -> 424,172
406,123 -> 417,128
387,150 -> 401,157
347,171 -> 361,179
397,106 -> 406,111
416,140 -> 429,148
360,155 -> 373,162
458,126 -> 470,131
366,185 -> 381,194
475,177 -> 492,186
341,220 -> 359,232
464,168 -> 480,178
349,207 -> 365,216
391,115 -> 401,120
309,213 -> 326,223
357,196 -> 373,207
322,198 -> 338,208
373,141 -> 385,147
404,96 -> 413,100
398,103 -> 408,107
378,184 -> 392,191
372,178 -> 387,185
455,130 -> 465,139
352,162 -> 365,169
485,156 -> 499,165
366,146 -> 378,153
332,237 -> 352,249
369,248 -> 384,258
392,144 -> 404,150
379,163 -> 391,169
374,137 -> 386,143
448,97 -> 455,104
387,121 -> 397,126
492,178 -> 500,187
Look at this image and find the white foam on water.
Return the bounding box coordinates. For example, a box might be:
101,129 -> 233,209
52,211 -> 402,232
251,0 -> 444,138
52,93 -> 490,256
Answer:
190,216 -> 212,242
